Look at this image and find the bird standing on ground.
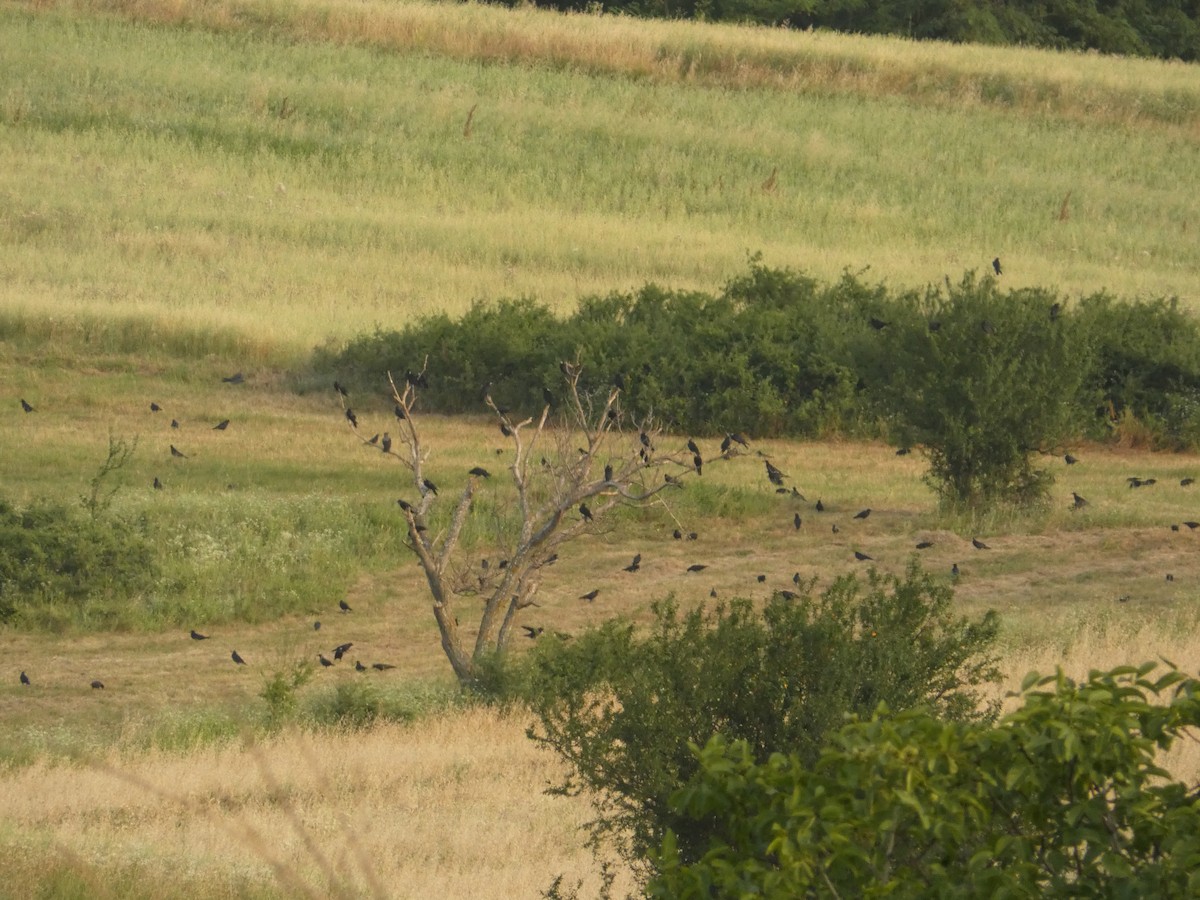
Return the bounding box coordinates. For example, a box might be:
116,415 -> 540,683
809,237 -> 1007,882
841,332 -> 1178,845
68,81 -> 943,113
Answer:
190,630 -> 209,641
231,651 -> 246,665
319,654 -> 333,668
854,508 -> 871,520
170,445 -> 187,458
1065,454 -> 1079,465
916,541 -> 934,549
972,538 -> 990,550
153,477 -> 163,490
20,671 -> 30,685
355,660 -> 367,672
765,460 -> 786,486
793,513 -> 802,530
580,589 -> 600,602
686,564 -> 708,573
339,599 -> 352,612
150,402 -> 162,412
992,257 -> 1002,276
222,372 -> 245,384
20,399 -> 35,412
213,419 -> 230,431
91,680 -> 105,689
1071,492 -> 1089,509
854,551 -> 873,561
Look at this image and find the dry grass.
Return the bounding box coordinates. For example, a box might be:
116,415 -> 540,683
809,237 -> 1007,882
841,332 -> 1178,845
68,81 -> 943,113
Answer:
0,707 -> 628,898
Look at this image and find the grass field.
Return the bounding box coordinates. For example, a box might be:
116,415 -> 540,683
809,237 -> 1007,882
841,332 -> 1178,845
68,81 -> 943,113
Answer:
2,0 -> 1199,354
3,0 -> 1200,894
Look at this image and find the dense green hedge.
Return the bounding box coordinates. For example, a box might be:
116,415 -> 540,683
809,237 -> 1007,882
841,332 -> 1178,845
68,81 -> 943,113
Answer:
317,262 -> 1200,449
499,0 -> 1200,62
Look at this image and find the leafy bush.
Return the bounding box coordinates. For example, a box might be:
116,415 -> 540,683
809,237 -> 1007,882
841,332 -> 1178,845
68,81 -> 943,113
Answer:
524,562 -> 1000,870
867,273 -> 1089,507
0,497 -> 158,624
650,663 -> 1200,898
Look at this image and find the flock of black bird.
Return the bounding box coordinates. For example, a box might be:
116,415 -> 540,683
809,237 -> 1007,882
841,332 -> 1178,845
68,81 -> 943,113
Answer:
13,373 -> 398,692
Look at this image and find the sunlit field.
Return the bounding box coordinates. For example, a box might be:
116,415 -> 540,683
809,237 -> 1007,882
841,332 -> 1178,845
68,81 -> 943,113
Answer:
3,0 -> 1200,894
2,0 -> 1198,354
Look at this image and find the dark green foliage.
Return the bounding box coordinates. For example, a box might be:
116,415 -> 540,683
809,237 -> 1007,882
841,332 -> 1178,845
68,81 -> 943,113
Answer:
1075,293 -> 1200,448
502,0 -> 1200,61
869,273 -> 1089,507
0,497 -> 158,624
523,562 -> 1000,869
650,663 -> 1200,898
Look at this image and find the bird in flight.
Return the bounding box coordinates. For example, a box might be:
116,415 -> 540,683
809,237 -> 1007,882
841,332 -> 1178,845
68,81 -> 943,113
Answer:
231,651 -> 246,665
170,445 -> 188,458
623,554 -> 642,573
190,630 -> 209,641
972,538 -> 990,550
333,642 -> 353,660
339,599 -> 352,612
213,419 -> 230,431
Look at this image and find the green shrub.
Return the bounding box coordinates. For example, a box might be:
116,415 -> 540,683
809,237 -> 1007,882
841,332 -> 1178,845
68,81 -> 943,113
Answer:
650,663 -> 1200,898
524,562 -> 1000,869
868,273 -> 1089,507
0,497 -> 158,624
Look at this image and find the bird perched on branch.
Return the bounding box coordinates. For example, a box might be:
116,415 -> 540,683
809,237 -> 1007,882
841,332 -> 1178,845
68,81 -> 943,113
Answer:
381,433 -> 392,454
579,503 -> 593,522
468,467 -> 490,478
345,408 -> 358,429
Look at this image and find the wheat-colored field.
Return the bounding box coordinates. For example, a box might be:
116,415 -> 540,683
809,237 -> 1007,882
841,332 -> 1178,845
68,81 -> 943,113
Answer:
2,0 -> 1198,354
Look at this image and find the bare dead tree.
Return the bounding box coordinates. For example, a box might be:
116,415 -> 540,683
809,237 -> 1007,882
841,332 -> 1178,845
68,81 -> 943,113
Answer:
341,362 -> 710,685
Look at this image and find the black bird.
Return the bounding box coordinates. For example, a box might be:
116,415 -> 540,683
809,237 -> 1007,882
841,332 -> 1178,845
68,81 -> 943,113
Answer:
381,433 -> 392,454
91,680 -> 105,689
980,319 -> 996,335
623,554 -> 642,573
868,317 -> 888,330
1049,303 -> 1061,322
1181,478 -> 1195,487
334,381 -> 349,397
791,487 -> 804,500
170,445 -> 187,458
1071,492 -> 1089,509
765,460 -> 786,486
190,630 -> 209,641
498,422 -> 511,437
150,402 -> 162,412
687,439 -> 700,456
231,651 -> 246,666
686,564 -> 708,573
468,467 -> 490,478
313,621 -> 321,630
1184,522 -> 1200,530
832,524 -> 840,534
720,434 -> 732,454
951,563 -> 960,578
405,370 -> 428,389
579,503 -> 593,522
928,320 -> 942,332
333,642 -> 353,660
915,541 -> 934,549
171,419 -> 180,429
854,551 -> 873,561
815,499 -> 825,512
1065,454 -> 1079,465
345,408 -> 358,429
757,574 -> 767,583
339,599 -> 352,612
213,419 -> 230,431
368,434 -> 380,447
793,572 -> 801,585
793,513 -> 802,530
397,498 -> 414,513
542,387 -> 554,407
422,478 -> 439,496
853,508 -> 871,520
222,372 -> 245,384
672,529 -> 683,540
896,447 -> 910,456
153,477 -> 163,490
613,372 -> 625,390
20,671 -> 29,686
355,660 -> 367,672
521,626 -> 544,640
604,464 -> 613,482
372,662 -> 396,670
730,432 -> 750,448
992,257 -> 1002,276
687,532 -> 698,540
972,538 -> 990,550
394,405 -> 407,421
580,589 -> 600,602
693,454 -> 703,475
1167,574 -> 1175,582
779,590 -> 799,601
639,432 -> 652,450
319,654 -> 334,668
